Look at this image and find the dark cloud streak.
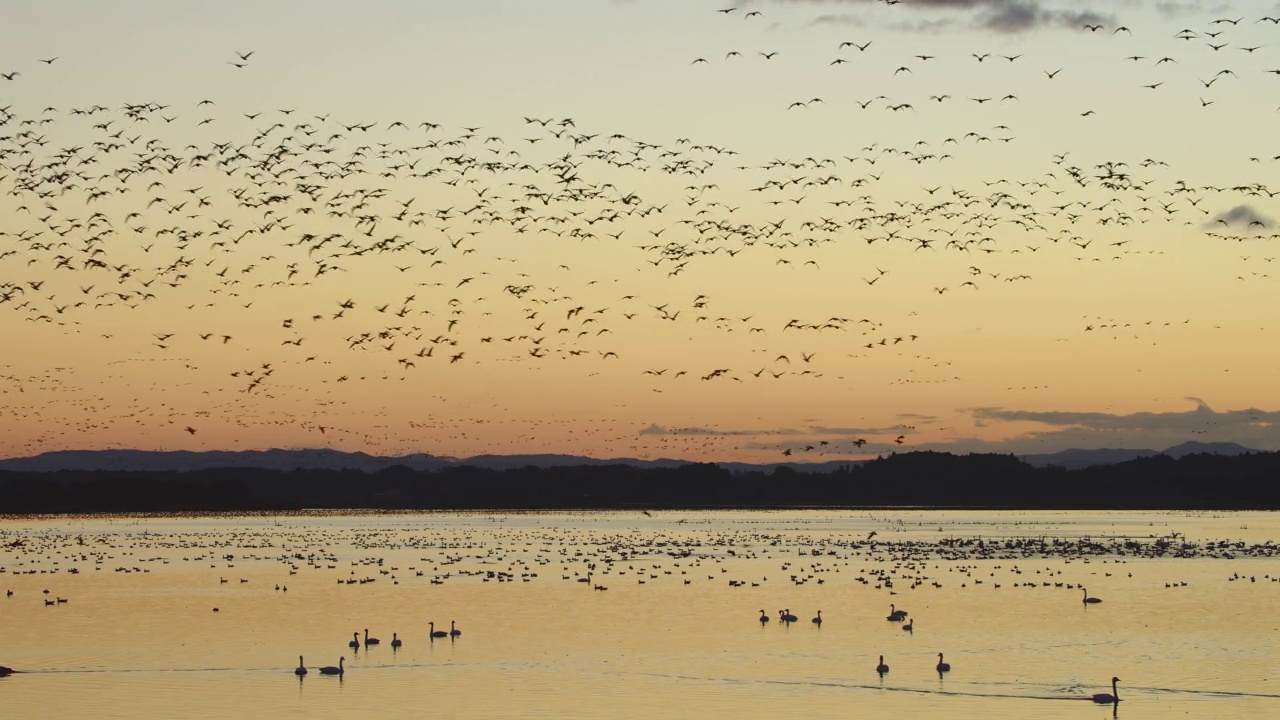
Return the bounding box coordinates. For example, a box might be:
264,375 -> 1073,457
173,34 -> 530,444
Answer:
774,0 -> 1116,34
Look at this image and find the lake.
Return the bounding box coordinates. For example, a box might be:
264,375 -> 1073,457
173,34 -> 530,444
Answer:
2,510 -> 1278,719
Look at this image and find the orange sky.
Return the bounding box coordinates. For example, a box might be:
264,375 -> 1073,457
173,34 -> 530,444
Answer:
1,1 -> 1279,462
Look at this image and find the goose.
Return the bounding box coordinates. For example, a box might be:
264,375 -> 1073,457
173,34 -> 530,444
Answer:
294,656 -> 307,676
887,604 -> 907,621
811,610 -> 822,625
348,632 -> 360,649
364,629 -> 380,646
1083,588 -> 1102,604
936,653 -> 950,673
429,622 -> 448,639
1092,677 -> 1121,703
390,633 -> 402,648
876,655 -> 889,674
759,609 -> 770,623
450,621 -> 462,637
318,658 -> 344,676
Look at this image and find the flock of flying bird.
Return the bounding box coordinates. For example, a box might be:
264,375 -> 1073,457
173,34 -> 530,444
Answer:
1,5 -> 1279,460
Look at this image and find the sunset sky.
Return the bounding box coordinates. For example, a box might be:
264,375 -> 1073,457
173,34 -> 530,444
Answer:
2,0 -> 1280,462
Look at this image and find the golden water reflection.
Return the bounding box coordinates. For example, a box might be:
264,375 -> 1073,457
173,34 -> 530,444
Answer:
2,510 -> 1278,719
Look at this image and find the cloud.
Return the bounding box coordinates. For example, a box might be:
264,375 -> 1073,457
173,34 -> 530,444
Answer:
957,400 -> 1280,452
1206,204 -> 1274,232
771,0 -> 1116,33
809,13 -> 867,27
639,424 -> 802,437
1155,1 -> 1233,17
729,400 -> 1280,456
806,424 -> 918,435
979,3 -> 1113,33
968,398 -> 1280,431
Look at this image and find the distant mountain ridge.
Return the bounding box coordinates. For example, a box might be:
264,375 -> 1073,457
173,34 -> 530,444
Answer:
1018,441 -> 1256,469
0,441 -> 1257,473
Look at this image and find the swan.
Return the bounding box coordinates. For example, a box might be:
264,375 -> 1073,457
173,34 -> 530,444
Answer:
759,609 -> 770,623
294,656 -> 307,676
318,657 -> 344,676
902,618 -> 914,632
782,608 -> 798,622
429,622 -> 448,639
887,604 -> 907,621
1083,588 -> 1102,604
390,633 -> 402,648
876,655 -> 889,674
0,665 -> 14,677
1092,677 -> 1121,703
936,653 -> 950,673
811,610 -> 822,625
450,621 -> 461,637
348,632 -> 360,649
364,629 -> 380,646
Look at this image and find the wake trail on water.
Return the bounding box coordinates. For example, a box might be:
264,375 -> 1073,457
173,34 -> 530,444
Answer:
629,671 -> 1280,702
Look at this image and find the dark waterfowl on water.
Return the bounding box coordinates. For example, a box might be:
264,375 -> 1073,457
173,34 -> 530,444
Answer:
1092,677 -> 1121,704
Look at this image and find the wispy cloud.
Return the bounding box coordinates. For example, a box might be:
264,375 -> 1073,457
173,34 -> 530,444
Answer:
701,401 -> 1280,456
1206,204 -> 1274,232
808,13 -> 868,27
955,400 -> 1280,453
772,0 -> 1116,34
639,423 -> 803,437
971,399 -> 1280,431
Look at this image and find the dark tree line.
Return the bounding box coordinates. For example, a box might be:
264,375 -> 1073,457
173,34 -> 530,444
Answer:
1,451 -> 1277,514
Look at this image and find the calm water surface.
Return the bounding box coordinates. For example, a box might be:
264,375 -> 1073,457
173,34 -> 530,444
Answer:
2,510 -> 1278,719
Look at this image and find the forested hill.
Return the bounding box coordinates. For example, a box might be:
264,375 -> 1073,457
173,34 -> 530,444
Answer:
2,450 -> 1277,514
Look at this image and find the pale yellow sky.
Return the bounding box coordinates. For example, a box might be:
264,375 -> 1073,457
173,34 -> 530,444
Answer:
2,1 -> 1279,462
